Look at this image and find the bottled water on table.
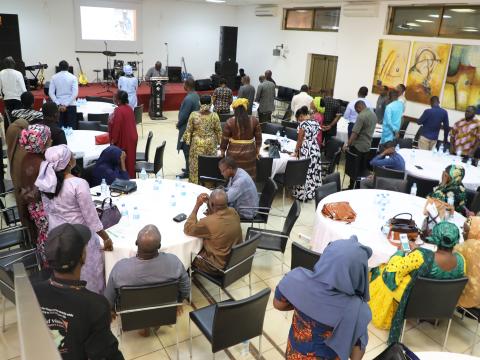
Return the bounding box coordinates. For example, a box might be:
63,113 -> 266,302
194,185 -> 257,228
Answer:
241,340 -> 249,356
438,144 -> 444,155
410,182 -> 417,196
169,195 -> 176,207
276,130 -> 281,141
395,144 -> 400,152
120,203 -> 128,217
132,206 -> 140,221
139,168 -> 148,180
153,171 -> 162,190
432,146 -> 438,156
447,193 -> 455,220
100,178 -> 108,197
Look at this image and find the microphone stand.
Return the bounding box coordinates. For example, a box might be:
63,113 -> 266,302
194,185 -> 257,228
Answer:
165,42 -> 169,78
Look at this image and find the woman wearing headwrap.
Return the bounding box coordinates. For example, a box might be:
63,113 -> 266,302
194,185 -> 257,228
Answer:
36,145 -> 114,294
369,221 -> 465,344
274,236 -> 372,360
310,97 -> 325,147
428,164 -> 467,214
182,95 -> 222,184
456,216 -> 480,310
117,64 -> 138,109
18,124 -> 51,262
108,90 -> 138,178
220,98 -> 261,179
91,145 -> 129,187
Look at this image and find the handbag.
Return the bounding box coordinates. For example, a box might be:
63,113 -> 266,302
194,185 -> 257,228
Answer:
373,342 -> 420,360
321,202 -> 356,223
109,179 -> 137,195
420,197 -> 453,240
388,213 -> 419,247
96,197 -> 121,230
265,139 -> 281,159
95,133 -> 110,145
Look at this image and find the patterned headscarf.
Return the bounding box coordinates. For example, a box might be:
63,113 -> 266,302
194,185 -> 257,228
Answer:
427,221 -> 460,248
19,124 -> 51,154
123,65 -> 133,75
313,97 -> 325,114
447,164 -> 465,185
232,98 -> 248,111
430,164 -> 466,213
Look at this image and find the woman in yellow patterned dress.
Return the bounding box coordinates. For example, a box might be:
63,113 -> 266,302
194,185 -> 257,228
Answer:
183,95 -> 222,184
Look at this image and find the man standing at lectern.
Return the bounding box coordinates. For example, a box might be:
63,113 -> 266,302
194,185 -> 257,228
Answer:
145,61 -> 166,80
176,78 -> 199,179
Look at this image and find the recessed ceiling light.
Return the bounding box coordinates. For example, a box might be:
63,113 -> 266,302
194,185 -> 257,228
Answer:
463,28 -> 479,32
416,19 -> 433,23
406,22 -> 421,27
450,8 -> 476,13
206,0 -> 226,3
428,14 -> 452,18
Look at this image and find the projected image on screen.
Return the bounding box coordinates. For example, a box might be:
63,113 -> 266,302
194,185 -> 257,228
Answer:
80,6 -> 136,41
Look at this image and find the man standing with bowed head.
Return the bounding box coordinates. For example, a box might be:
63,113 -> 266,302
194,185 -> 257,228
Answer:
450,105 -> 480,157
255,71 -> 276,123
145,61 -> 166,80
184,189 -> 242,274
177,77 -> 200,179
33,223 -> 124,360
379,89 -> 403,152
343,86 -> 373,138
417,96 -> 449,150
49,60 -> 78,128
291,85 -> 313,115
237,76 -> 255,115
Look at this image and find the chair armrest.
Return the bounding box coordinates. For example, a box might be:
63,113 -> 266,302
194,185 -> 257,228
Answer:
238,206 -> 271,211
0,190 -> 15,197
0,248 -> 36,261
191,253 -> 226,274
298,233 -> 311,242
247,228 -> 289,239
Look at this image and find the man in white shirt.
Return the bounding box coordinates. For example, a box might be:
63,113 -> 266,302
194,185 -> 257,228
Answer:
343,86 -> 373,138
0,56 -> 26,114
49,60 -> 78,128
291,85 -> 313,117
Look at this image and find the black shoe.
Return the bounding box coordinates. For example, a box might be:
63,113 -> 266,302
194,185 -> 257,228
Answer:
182,168 -> 186,173
177,173 -> 189,179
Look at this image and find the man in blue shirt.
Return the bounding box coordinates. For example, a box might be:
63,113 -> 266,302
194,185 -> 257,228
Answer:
417,96 -> 449,150
49,60 -> 78,128
343,86 -> 373,138
380,89 -> 403,151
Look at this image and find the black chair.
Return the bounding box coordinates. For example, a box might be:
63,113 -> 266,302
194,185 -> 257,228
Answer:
374,166 -> 405,181
398,118 -> 410,139
78,121 -> 101,131
283,127 -> 297,141
468,190 -> 480,213
198,155 -> 225,188
314,182 -> 337,209
400,277 -> 468,350
85,96 -> 114,104
115,281 -> 181,356
274,158 -> 310,208
135,141 -> 166,177
136,131 -> 153,162
0,191 -> 20,228
189,288 -> 271,359
81,163 -> 96,187
456,307 -> 480,354
189,233 -> 261,300
290,242 -> 320,271
260,122 -> 282,135
219,113 -> 233,123
281,120 -> 298,129
412,126 -> 423,149
320,138 -> 344,174
240,179 -> 277,226
342,150 -> 368,189
0,224 -> 30,251
371,137 -> 381,149
87,113 -> 109,124
474,146 -> 480,160
323,172 -> 341,192
397,138 -> 413,149
134,104 -> 144,137
255,157 -> 273,186
245,200 -> 301,273
375,178 -> 409,193
75,112 -> 84,129
406,175 -> 439,198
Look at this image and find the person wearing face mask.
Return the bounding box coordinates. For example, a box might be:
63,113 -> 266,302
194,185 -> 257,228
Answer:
449,105 -> 480,157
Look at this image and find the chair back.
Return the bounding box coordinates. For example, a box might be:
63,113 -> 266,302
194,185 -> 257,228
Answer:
326,149 -> 342,175
0,265 -> 15,304
469,190 -> 480,213
282,200 -> 301,236
344,150 -> 361,181
474,146 -> 480,160
153,141 -> 166,174
144,131 -> 153,162
85,96 -> 114,104
398,118 -> 410,138
87,113 -> 109,124
219,113 -> 232,123
198,156 -> 224,186
81,163 -> 96,187
371,137 -> 381,149
222,233 -> 261,288
398,138 -> 413,149
256,157 -> 273,184
283,158 -> 310,187
256,179 -> 277,223
375,178 -> 409,193
465,188 -> 476,210
283,127 -> 297,141
260,122 -> 282,135
314,182 -> 337,209
211,288 -> 271,353
78,121 -> 101,131
291,242 -> 320,271
323,172 -> 341,192
116,281 -> 179,331
404,277 -> 468,320
406,175 -> 439,198
75,112 -> 83,129
374,166 -> 405,180
413,126 -> 423,148
134,105 -> 143,126
281,120 -> 298,129
324,137 -> 344,160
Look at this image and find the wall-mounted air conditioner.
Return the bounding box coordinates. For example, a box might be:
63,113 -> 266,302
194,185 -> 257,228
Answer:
342,3 -> 379,17
255,5 -> 278,17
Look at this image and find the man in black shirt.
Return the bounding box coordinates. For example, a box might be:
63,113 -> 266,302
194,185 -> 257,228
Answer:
31,101 -> 67,146
33,223 -> 124,360
320,89 -> 342,145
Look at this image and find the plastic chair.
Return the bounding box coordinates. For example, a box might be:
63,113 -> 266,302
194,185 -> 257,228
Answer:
290,242 -> 320,271
398,138 -> 413,149
398,118 -> 410,139
374,166 -> 405,181
136,131 -> 153,162
323,172 -> 341,192
189,288 -> 271,359
320,138 -> 344,175
255,157 -> 273,186
260,122 -> 282,135
406,175 -> 439,198
281,120 -> 298,129
314,182 -> 337,209
198,156 -> 225,188
400,277 -> 468,350
283,127 -> 297,141
135,141 -> 166,177
240,178 -> 277,226
87,113 -> 109,124
273,158 -> 310,209
375,178 -> 409,193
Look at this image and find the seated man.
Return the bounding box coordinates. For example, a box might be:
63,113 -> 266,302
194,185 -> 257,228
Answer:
360,141 -> 405,189
33,223 -> 124,360
218,156 -> 259,219
184,189 -> 243,274
11,91 -> 43,123
32,101 -> 67,146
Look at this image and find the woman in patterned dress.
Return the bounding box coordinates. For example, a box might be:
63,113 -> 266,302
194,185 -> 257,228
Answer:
183,95 -> 222,184
292,106 -> 322,201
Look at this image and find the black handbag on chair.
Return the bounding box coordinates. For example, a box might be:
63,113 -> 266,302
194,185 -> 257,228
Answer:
373,342 -> 420,360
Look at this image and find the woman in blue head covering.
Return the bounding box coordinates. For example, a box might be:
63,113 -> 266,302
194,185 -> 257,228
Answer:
117,64 -> 138,109
274,236 -> 372,360
91,145 -> 129,187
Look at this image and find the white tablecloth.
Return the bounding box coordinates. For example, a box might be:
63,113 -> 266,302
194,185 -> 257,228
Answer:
261,133 -> 297,177
398,148 -> 480,191
66,130 -> 109,165
210,101 -> 259,116
77,101 -> 116,120
311,189 -> 465,268
336,117 -> 382,144
416,352 -> 479,360
92,179 -> 208,281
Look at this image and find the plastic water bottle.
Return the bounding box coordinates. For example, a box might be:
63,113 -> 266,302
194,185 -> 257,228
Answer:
140,168 -> 147,180
283,134 -> 288,147
120,203 -> 128,217
439,144 -> 444,154
432,146 -> 438,157
100,178 -> 108,197
447,193 -> 455,220
153,171 -> 162,190
395,143 -> 400,152
241,340 -> 249,356
276,130 -> 281,141
410,182 -> 417,196
466,158 -> 473,167
169,195 -> 176,207
132,206 -> 140,221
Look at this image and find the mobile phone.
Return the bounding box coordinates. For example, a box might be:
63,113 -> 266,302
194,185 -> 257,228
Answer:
173,213 -> 187,223
400,234 -> 410,252
414,165 -> 424,170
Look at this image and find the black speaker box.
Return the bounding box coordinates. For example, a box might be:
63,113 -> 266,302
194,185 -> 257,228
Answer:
219,26 -> 238,62
215,61 -> 238,76
0,14 -> 22,73
195,79 -> 213,91
167,66 -> 182,83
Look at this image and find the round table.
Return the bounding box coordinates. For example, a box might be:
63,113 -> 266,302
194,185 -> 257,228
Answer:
311,189 -> 465,268
92,179 -> 208,281
416,352 -> 479,360
261,133 -> 297,177
77,100 -> 116,120
336,117 -> 382,144
66,130 -> 109,165
398,148 -> 480,191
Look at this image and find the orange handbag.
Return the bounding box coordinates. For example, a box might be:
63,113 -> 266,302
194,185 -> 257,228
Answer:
321,202 -> 357,223
95,133 -> 110,145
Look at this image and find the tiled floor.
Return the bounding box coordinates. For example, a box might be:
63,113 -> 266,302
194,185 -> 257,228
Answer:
1,111 -> 479,359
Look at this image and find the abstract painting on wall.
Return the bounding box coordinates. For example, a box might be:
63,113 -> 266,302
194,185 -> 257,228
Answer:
372,39 -> 411,94
442,44 -> 480,111
405,42 -> 451,104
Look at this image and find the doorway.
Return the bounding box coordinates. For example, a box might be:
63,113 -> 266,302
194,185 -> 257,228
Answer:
308,54 -> 338,96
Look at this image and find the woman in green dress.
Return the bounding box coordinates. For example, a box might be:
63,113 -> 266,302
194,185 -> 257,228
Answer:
429,164 -> 468,215
183,95 -> 222,184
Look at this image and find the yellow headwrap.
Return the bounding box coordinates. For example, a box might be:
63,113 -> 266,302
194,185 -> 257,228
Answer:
232,98 -> 249,111
313,97 -> 325,114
